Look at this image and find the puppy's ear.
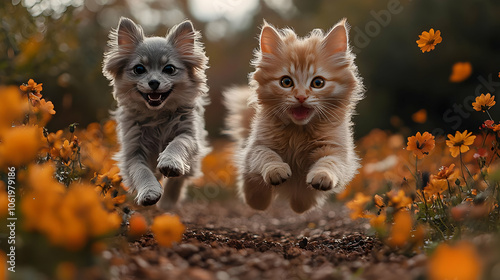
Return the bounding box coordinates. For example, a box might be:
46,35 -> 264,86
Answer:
322,19 -> 349,55
117,17 -> 144,51
260,21 -> 282,55
167,20 -> 195,56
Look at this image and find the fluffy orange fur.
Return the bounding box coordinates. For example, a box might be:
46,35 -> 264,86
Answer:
224,19 -> 364,213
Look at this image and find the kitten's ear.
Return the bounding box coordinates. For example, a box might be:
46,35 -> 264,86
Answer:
117,17 -> 144,50
168,20 -> 196,56
260,22 -> 282,55
323,19 -> 349,55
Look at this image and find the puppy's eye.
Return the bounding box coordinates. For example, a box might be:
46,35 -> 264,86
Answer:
133,64 -> 146,75
280,76 -> 294,88
311,77 -> 325,88
163,64 -> 177,75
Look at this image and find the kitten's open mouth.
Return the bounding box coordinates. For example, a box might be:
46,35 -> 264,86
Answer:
290,106 -> 312,121
139,87 -> 173,107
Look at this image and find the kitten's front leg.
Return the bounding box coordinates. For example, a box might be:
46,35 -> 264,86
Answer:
241,144 -> 290,210
306,147 -> 346,192
157,134 -> 198,177
245,145 -> 291,186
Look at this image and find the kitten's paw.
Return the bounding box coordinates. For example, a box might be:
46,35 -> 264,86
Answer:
306,170 -> 338,191
157,157 -> 190,178
136,188 -> 162,206
263,162 -> 292,186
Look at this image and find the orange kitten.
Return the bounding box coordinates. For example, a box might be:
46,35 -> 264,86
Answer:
223,19 -> 364,213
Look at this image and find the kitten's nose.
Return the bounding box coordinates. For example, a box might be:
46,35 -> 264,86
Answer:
148,80 -> 160,90
295,95 -> 308,103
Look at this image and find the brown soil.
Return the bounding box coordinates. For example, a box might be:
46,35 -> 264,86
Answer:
108,194 -> 428,280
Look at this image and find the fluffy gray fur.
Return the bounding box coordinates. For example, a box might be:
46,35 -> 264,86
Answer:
102,17 -> 210,210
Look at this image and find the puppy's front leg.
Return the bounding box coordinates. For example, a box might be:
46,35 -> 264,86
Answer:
157,133 -> 198,177
127,159 -> 163,206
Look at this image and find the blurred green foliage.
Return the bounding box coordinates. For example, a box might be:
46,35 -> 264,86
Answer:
1,0 -> 500,138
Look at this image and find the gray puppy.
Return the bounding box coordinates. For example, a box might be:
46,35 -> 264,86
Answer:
102,17 -> 210,209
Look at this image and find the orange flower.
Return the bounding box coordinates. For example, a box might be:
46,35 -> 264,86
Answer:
59,140 -> 74,162
449,62 -> 472,83
389,211 -> 413,247
368,213 -> 386,231
374,194 -> 385,209
387,189 -> 413,209
19,79 -> 43,102
446,130 -> 476,158
151,214 -> 185,247
428,241 -> 482,280
424,178 -> 448,197
472,93 -> 496,112
346,192 -> 372,219
129,213 -> 148,238
416,28 -> 442,53
20,78 -> 43,94
411,109 -> 427,124
435,164 -> 456,180
0,86 -> 28,134
0,126 -> 43,168
407,132 -> 435,159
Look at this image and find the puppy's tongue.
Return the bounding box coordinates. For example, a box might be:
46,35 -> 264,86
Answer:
148,93 -> 162,101
291,106 -> 311,120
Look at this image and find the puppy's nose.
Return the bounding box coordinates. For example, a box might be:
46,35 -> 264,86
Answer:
148,80 -> 160,90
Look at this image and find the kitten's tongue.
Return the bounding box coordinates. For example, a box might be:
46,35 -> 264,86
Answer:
291,106 -> 311,120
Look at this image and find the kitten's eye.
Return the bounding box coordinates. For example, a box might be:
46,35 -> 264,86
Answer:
133,64 -> 146,75
311,77 -> 325,88
163,64 -> 177,75
280,76 -> 294,88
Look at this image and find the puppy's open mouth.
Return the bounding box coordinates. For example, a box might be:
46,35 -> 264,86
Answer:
139,87 -> 173,107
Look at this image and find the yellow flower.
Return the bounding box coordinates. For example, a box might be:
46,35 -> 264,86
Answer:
449,62 -> 472,83
472,93 -> 496,112
428,241 -> 482,280
346,192 -> 372,219
0,126 -> 43,168
151,214 -> 185,247
416,28 -> 442,53
407,132 -> 435,159
446,130 -> 476,158
389,211 -> 413,247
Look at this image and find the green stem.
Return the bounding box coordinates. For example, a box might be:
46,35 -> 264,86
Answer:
459,151 -> 470,190
486,109 -> 494,121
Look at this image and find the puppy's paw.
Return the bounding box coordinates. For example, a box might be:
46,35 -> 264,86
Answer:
306,170 -> 338,191
157,157 -> 190,178
262,162 -> 292,186
136,188 -> 162,206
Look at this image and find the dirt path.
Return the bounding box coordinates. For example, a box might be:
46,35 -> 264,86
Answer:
108,194 -> 427,280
